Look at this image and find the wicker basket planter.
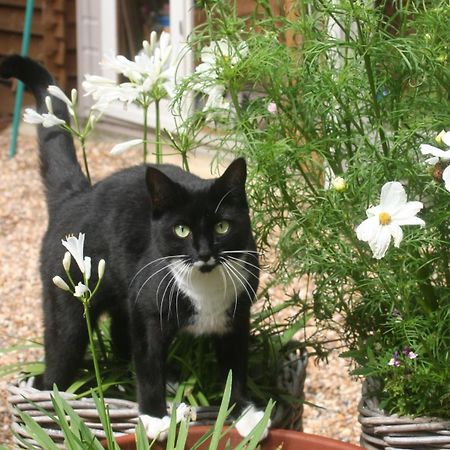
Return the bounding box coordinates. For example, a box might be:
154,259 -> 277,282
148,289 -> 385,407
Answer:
9,347 -> 307,448
358,380 -> 450,450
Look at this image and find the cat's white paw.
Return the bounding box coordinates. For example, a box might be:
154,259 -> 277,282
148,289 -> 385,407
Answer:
139,414 -> 171,441
173,402 -> 195,422
139,404 -> 194,441
235,405 -> 271,440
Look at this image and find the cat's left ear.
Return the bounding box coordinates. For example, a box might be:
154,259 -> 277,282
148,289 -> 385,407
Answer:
216,158 -> 247,192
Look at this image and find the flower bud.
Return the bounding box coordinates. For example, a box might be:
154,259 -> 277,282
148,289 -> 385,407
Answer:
98,259 -> 106,279
71,88 -> 78,106
84,256 -> 91,281
435,130 -> 446,145
45,96 -> 54,113
63,252 -> 71,272
52,276 -> 71,292
331,176 -> 347,192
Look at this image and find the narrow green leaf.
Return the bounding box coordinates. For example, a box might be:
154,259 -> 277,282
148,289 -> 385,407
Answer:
208,371 -> 232,450
17,410 -> 60,450
175,418 -> 190,450
136,419 -> 151,450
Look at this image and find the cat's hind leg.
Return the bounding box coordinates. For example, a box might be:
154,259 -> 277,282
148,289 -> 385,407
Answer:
35,295 -> 89,391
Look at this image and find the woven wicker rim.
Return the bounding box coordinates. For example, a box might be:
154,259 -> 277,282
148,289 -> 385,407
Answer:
358,382 -> 450,450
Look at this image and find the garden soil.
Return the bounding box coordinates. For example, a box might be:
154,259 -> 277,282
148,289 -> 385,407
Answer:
0,129 -> 361,447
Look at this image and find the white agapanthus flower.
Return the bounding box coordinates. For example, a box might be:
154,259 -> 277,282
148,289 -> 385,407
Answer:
82,31 -> 175,111
23,85 -> 79,128
110,138 -> 144,155
420,130 -> 450,191
23,107 -> 66,128
61,233 -> 86,274
74,282 -> 90,298
356,182 -> 425,259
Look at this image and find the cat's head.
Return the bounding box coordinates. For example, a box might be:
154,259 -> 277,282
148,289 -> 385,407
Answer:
146,158 -> 254,272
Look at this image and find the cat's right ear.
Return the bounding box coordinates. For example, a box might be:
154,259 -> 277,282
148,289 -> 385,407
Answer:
146,167 -> 181,214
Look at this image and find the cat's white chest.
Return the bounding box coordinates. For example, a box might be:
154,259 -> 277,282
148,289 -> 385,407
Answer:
171,260 -> 250,336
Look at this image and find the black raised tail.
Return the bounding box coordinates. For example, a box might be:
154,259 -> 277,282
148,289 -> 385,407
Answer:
0,55 -> 89,204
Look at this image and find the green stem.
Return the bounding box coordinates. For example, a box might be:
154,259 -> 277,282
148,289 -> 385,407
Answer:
80,138 -> 92,186
155,99 -> 162,164
351,6 -> 390,158
143,104 -> 149,164
83,300 -> 115,447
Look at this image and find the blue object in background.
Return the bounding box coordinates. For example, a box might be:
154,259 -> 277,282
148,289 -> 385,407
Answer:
9,0 -> 35,158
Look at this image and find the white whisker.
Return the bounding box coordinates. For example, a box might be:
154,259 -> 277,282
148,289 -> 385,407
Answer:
220,261 -> 238,318
221,259 -> 257,304
129,254 -> 188,287
134,260 -> 181,306
224,255 -> 260,280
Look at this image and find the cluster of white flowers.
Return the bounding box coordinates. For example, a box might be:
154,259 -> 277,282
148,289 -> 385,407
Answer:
23,85 -> 75,128
52,233 -> 105,301
83,31 -> 174,112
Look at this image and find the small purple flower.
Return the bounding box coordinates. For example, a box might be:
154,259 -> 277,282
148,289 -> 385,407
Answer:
388,350 -> 401,367
403,346 -> 417,359
388,357 -> 401,367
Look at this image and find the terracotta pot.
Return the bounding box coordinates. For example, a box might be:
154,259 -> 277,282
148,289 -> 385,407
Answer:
107,427 -> 363,450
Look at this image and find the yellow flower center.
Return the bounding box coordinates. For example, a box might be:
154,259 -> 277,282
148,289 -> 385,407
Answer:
379,211 -> 391,225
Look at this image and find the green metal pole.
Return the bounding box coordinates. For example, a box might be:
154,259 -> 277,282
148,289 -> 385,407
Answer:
9,0 -> 35,158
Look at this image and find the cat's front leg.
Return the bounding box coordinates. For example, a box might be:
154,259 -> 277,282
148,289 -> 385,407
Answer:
214,324 -> 271,440
131,316 -> 173,440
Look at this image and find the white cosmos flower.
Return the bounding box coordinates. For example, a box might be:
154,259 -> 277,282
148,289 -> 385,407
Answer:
61,233 -> 86,273
110,139 -> 144,155
74,282 -> 90,298
420,143 -> 450,165
193,38 -> 248,115
356,182 -> 425,259
420,131 -> 450,192
23,108 -> 66,128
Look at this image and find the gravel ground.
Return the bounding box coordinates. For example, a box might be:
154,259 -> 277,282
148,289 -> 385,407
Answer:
0,128 -> 361,447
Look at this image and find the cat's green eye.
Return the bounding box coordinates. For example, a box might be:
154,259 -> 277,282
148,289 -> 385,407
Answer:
215,220 -> 230,235
174,224 -> 191,238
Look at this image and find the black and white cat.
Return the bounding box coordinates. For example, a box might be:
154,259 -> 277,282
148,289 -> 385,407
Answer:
1,56 -> 268,439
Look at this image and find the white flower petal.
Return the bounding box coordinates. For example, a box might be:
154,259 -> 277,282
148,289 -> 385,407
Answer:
74,282 -> 89,298
443,165 -> 450,192
48,85 -> 72,108
394,216 -> 425,227
392,201 -> 423,220
420,144 -> 450,160
23,108 -> 44,124
441,131 -> 450,147
388,224 -> 403,248
62,233 -> 85,273
369,226 -> 392,259
41,113 -> 66,128
379,182 -> 407,210
356,216 -> 379,243
110,139 -> 144,155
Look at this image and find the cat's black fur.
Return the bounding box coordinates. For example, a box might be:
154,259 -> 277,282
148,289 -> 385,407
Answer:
0,55 -> 259,418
